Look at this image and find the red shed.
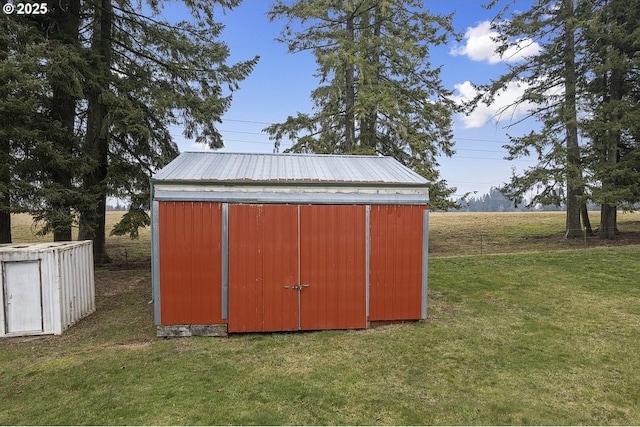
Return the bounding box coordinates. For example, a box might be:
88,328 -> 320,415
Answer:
151,152 -> 429,336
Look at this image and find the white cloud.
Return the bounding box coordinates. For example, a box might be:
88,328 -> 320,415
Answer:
451,80 -> 537,129
189,142 -> 213,151
450,21 -> 540,64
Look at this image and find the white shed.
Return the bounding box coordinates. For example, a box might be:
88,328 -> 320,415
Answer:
1,241 -> 95,337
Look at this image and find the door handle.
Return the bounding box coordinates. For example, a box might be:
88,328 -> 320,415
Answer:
284,284 -> 310,290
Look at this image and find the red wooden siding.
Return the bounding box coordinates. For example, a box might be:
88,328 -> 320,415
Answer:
299,205 -> 367,330
159,201 -> 223,325
369,205 -> 426,321
228,205 -> 298,333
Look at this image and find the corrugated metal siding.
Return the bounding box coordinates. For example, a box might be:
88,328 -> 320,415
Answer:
228,205 -> 298,333
159,201 -> 223,325
300,205 -> 367,330
57,242 -> 95,333
153,152 -> 428,185
369,205 -> 426,321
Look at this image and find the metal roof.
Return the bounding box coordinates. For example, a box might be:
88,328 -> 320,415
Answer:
152,152 -> 429,186
0,241 -> 90,254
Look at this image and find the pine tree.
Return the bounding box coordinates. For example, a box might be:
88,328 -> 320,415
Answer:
0,16 -> 46,243
265,0 -> 458,209
1,6 -> 89,243
581,0 -> 640,238
2,0 -> 257,261
84,0 -> 258,263
480,0 -> 591,237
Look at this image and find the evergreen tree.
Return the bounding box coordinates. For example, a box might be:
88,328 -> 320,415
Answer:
265,0 -> 458,209
581,0 -> 640,238
1,0 -> 257,261
1,6 -> 89,243
0,16 -> 47,243
481,0 -> 591,237
84,0 -> 258,263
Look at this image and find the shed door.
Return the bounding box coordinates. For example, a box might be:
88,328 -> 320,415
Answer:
299,205 -> 367,330
228,205 -> 298,332
228,204 -> 366,333
159,201 -> 224,325
2,261 -> 44,334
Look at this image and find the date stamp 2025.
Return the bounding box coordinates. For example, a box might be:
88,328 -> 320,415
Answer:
3,2 -> 49,15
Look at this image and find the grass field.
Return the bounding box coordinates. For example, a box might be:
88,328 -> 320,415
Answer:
2,212 -> 640,424
9,210 -> 640,262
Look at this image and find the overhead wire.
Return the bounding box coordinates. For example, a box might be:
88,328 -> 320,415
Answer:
218,118 -> 533,161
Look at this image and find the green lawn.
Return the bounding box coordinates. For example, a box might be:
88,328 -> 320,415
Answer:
1,243 -> 639,425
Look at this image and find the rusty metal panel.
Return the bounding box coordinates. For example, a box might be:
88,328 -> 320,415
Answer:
299,205 -> 367,330
159,201 -> 223,325
369,205 -> 427,321
228,204 -> 298,333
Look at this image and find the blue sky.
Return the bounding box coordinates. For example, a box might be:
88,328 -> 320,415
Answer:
169,0 -> 542,198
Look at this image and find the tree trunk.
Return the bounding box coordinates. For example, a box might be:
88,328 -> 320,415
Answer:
563,0 -> 582,238
0,202 -> 10,244
581,202 -> 593,236
599,64 -> 622,239
600,204 -> 617,238
79,0 -> 112,264
49,0 -> 81,242
361,5 -> 380,152
0,33 -> 11,244
0,146 -> 9,243
344,13 -> 356,153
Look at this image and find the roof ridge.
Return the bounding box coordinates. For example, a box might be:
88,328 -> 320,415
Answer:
182,151 -> 386,159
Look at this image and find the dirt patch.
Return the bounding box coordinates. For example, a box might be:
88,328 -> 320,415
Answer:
1,335 -> 53,344
99,275 -> 149,297
85,340 -> 154,352
95,269 -> 151,298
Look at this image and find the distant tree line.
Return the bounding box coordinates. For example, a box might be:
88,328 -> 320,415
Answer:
106,202 -> 128,212
457,187 -> 603,212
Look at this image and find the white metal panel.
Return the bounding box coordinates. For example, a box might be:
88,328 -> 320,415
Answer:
153,183 -> 429,205
3,261 -> 43,334
57,242 -> 95,334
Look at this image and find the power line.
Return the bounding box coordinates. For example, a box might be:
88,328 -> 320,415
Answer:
220,128 -> 511,149
223,118 -> 274,125
222,138 -> 274,146
219,129 -> 268,136
455,137 -> 510,144
221,120 -> 513,145
449,156 -> 531,162
220,138 -> 530,161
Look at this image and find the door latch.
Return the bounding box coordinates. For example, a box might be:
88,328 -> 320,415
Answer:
283,284 -> 310,291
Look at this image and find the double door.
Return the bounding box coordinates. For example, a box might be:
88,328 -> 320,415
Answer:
228,204 -> 366,333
